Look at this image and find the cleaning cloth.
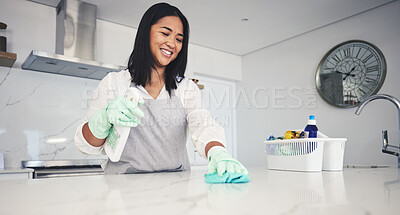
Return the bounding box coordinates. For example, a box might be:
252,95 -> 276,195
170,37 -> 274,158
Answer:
204,172 -> 250,184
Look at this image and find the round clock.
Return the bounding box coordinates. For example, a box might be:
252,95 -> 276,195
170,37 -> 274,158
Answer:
316,40 -> 386,108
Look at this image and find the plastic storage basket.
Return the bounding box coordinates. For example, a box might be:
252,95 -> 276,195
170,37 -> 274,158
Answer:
321,138 -> 347,171
265,138 -> 325,172
317,132 -> 347,171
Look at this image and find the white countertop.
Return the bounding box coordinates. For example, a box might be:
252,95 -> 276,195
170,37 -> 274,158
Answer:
0,168 -> 34,174
0,166 -> 399,215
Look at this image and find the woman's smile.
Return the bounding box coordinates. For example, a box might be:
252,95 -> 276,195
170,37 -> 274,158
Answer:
161,48 -> 172,57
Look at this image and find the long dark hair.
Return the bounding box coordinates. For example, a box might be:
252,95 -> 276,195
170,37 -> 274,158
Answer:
127,2 -> 189,96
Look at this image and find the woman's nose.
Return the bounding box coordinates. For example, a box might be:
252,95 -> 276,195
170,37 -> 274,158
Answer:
166,37 -> 176,48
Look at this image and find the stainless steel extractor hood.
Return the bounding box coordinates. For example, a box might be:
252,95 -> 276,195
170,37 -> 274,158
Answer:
22,0 -> 126,80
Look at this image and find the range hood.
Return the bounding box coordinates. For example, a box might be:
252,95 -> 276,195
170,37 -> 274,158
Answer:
22,0 -> 126,80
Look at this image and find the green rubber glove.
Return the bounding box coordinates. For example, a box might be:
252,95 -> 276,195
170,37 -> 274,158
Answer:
88,96 -> 145,139
207,146 -> 249,176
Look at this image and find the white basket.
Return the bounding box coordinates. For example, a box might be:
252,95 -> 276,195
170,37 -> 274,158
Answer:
315,132 -> 347,171
264,131 -> 347,172
264,138 -> 325,172
322,138 -> 347,171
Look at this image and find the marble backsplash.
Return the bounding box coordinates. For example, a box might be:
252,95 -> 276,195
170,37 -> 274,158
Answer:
0,66 -> 107,169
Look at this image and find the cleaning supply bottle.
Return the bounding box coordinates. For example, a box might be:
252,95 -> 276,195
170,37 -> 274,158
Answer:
104,87 -> 143,162
304,115 -> 318,138
104,77 -> 144,162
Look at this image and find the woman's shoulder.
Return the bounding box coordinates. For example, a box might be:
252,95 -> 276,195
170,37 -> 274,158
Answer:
103,69 -> 131,80
96,70 -> 132,94
176,77 -> 198,90
175,77 -> 200,100
100,69 -> 131,86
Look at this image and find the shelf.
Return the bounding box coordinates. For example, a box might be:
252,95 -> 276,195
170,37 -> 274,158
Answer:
0,51 -> 17,67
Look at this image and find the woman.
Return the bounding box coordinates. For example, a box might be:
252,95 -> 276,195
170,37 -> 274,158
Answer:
74,3 -> 248,177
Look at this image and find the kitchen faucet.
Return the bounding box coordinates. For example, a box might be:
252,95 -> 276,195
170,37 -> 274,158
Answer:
355,94 -> 400,168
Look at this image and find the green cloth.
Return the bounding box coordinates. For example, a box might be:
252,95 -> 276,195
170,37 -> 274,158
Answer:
204,172 -> 250,184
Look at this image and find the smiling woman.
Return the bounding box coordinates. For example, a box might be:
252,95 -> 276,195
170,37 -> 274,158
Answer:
74,2 -> 249,180
128,3 -> 190,98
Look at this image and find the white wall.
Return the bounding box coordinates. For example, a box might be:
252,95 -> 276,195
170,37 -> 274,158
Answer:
188,45 -> 241,80
237,1 -> 400,167
0,0 -> 241,168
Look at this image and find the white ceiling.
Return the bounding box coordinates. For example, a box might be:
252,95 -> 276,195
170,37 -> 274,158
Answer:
29,0 -> 394,56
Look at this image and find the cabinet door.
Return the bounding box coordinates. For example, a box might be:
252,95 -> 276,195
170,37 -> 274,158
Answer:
186,76 -> 237,165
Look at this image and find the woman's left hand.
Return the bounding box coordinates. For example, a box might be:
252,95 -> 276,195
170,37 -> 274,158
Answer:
207,146 -> 248,176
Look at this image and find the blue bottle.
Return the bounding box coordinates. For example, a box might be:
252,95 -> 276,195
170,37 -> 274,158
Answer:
304,115 -> 318,138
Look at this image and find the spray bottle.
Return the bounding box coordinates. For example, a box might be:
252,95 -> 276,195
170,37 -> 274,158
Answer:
104,77 -> 144,162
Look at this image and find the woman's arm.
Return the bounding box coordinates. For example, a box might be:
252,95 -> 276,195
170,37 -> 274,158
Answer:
82,122 -> 106,147
205,141 -> 225,158
179,78 -> 227,158
179,78 -> 248,175
74,72 -> 118,154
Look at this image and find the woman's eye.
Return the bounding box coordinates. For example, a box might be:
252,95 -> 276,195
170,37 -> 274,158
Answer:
176,38 -> 182,43
161,32 -> 169,36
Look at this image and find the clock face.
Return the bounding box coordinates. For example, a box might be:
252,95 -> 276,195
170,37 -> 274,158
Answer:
316,40 -> 386,108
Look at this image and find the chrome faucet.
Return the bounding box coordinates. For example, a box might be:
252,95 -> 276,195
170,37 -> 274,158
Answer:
355,94 -> 400,168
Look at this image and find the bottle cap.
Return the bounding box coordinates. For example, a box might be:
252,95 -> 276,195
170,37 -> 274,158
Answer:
308,115 -> 316,125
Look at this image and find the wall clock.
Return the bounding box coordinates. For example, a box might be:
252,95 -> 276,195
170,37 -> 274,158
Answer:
316,40 -> 386,108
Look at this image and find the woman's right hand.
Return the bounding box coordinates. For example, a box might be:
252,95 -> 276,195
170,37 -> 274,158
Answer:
88,95 -> 145,139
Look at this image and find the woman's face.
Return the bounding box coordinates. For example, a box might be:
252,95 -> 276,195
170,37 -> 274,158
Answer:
150,16 -> 184,71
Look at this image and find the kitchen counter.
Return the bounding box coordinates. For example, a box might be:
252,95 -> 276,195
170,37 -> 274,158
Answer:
0,166 -> 399,215
0,168 -> 34,180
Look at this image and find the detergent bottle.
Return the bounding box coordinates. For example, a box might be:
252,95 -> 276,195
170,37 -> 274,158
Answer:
304,115 -> 318,138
